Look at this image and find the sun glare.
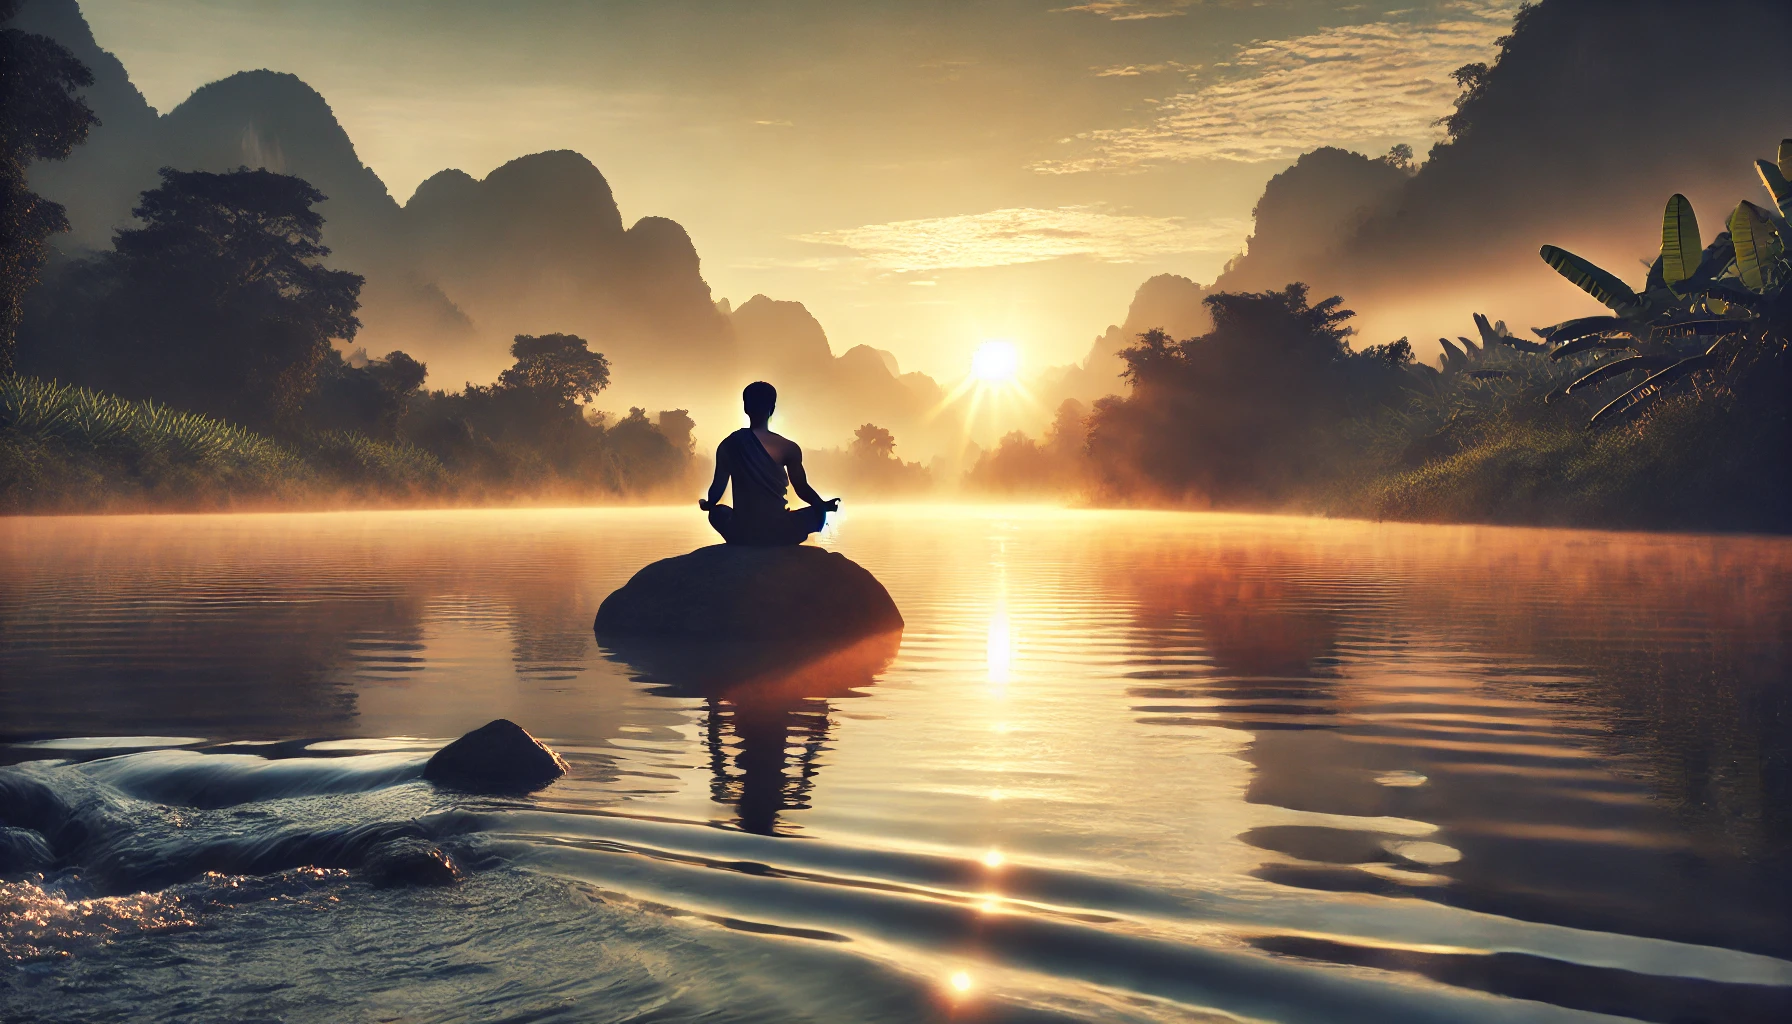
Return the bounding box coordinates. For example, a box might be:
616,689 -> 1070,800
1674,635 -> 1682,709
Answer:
971,341 -> 1019,382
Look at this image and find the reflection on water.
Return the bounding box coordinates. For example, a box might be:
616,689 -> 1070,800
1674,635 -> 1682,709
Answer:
603,631 -> 902,833
2,506 -> 1791,1023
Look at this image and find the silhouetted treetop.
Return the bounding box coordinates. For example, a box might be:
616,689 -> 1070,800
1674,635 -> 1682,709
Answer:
850,423 -> 897,461
119,168 -> 352,308
497,332 -> 610,407
1,0 -> 99,372
1,2 -> 97,171
18,166 -> 363,428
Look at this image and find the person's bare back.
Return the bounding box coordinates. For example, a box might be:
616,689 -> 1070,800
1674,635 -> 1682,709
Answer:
699,383 -> 838,546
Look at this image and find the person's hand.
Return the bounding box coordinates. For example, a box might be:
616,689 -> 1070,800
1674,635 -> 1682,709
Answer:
697,498 -> 712,511
822,498 -> 840,512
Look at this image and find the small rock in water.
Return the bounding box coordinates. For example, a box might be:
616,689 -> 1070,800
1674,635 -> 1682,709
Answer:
594,544 -> 903,641
0,827 -> 54,877
362,837 -> 460,888
423,719 -> 568,794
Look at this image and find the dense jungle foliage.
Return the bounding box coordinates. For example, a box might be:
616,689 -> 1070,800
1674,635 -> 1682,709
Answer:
2,167 -> 692,511
977,136 -> 1792,532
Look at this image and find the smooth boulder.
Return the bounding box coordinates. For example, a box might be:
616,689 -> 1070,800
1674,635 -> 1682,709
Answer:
362,837 -> 460,887
593,544 -> 902,641
423,719 -> 568,794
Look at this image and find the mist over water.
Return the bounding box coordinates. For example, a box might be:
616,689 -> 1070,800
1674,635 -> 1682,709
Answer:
3,508 -> 1790,1022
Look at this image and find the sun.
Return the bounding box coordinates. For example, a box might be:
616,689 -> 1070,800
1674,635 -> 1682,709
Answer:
970,340 -> 1019,383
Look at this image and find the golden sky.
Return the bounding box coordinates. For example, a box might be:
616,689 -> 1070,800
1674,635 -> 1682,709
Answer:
80,0 -> 1515,384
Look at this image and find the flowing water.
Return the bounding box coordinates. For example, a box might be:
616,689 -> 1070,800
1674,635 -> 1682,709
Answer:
1,506 -> 1789,1023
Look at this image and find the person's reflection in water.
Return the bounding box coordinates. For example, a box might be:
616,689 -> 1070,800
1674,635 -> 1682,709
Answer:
699,381 -> 840,546
705,694 -> 833,835
602,632 -> 901,834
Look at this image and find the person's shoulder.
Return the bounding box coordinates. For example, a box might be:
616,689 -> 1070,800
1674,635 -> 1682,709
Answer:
767,431 -> 801,459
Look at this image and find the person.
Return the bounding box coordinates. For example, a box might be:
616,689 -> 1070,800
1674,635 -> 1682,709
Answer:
699,382 -> 840,545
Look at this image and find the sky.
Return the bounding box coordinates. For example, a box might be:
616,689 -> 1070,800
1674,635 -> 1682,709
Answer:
77,0 -> 1516,385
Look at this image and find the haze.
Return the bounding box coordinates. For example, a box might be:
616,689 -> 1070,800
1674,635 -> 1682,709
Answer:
71,1 -> 1510,392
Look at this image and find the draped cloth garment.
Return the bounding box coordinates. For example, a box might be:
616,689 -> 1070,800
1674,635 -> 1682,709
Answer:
708,428 -> 829,546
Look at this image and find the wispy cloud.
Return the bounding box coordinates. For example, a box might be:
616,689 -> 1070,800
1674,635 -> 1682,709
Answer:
1093,61 -> 1196,78
1038,1 -> 1516,172
792,207 -> 1246,272
1056,1 -> 1198,21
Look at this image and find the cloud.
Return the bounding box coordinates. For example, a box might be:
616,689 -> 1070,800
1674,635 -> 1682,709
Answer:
792,207 -> 1247,272
1037,2 -> 1516,172
1093,61 -> 1196,77
1056,1 -> 1197,20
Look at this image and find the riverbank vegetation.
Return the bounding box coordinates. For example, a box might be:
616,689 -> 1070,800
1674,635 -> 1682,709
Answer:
0,27 -> 691,514
968,136 -> 1792,533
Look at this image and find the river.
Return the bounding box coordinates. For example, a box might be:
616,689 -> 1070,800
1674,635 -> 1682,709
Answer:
2,506 -> 1789,1022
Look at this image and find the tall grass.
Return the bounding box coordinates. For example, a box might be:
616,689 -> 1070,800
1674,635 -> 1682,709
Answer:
0,376 -> 444,512
1337,392 -> 1792,532
2,375 -> 301,469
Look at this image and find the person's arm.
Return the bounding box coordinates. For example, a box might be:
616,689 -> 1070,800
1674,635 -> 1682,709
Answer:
785,445 -> 838,510
699,442 -> 729,510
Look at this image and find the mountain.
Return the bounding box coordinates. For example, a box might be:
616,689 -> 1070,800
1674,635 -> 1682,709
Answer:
399,150 -> 734,393
1041,273 -> 1211,407
14,0 -> 952,451
1227,0 -> 1792,348
1214,147 -> 1410,295
730,294 -> 952,454
15,0 -> 157,249
160,71 -> 403,262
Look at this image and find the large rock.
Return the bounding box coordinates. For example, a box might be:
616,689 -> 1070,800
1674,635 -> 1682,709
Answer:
593,545 -> 902,641
423,719 -> 568,794
0,826 -> 54,878
602,629 -> 902,701
362,837 -> 460,888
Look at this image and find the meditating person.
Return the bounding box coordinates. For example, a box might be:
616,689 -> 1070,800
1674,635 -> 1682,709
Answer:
699,381 -> 840,545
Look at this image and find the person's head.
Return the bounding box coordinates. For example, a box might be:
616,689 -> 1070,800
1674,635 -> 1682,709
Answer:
743,381 -> 777,421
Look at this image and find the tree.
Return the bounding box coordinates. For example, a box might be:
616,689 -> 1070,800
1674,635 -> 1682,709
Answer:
19,167 -> 364,430
1044,398 -> 1089,458
0,0 -> 98,373
1088,283 -> 1389,502
497,333 -> 610,409
307,348 -> 428,439
850,423 -> 897,461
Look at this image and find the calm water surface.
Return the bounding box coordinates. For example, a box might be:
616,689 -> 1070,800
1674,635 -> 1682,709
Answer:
2,506 -> 1789,1022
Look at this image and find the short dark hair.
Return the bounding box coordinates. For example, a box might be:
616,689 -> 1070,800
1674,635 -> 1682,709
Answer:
743,381 -> 777,418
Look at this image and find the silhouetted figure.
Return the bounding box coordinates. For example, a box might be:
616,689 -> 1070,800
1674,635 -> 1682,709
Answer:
700,381 -> 839,545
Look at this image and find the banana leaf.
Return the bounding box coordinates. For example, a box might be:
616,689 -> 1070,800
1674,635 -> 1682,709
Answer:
1661,194 -> 1702,287
1472,312 -> 1499,347
1587,353 -> 1719,429
1458,336 -> 1482,358
1545,315 -> 1629,349
1564,354 -> 1676,394
1540,374 -> 1578,404
1496,332 -> 1546,353
1653,314 -> 1755,335
1729,201 -> 1778,292
1539,245 -> 1642,313
1781,138 -> 1792,182
1684,278 -> 1766,308
1682,231 -> 1736,288
1760,160 -> 1792,221
1436,337 -> 1465,369
1551,334 -> 1635,360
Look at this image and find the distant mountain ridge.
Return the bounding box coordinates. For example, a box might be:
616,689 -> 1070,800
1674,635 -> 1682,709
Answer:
16,0 -> 952,453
